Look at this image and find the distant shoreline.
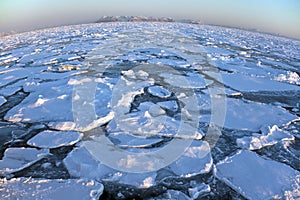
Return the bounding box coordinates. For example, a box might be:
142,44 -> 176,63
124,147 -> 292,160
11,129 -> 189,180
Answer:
1,16 -> 299,41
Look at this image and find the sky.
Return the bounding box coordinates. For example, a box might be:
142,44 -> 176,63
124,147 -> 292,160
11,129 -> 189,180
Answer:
0,0 -> 299,39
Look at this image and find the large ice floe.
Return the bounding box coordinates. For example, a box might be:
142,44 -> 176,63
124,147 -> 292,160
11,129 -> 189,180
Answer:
215,150 -> 300,200
0,22 -> 299,199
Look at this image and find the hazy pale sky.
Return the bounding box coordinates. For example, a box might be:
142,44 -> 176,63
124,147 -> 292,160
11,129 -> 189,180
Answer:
0,0 -> 299,38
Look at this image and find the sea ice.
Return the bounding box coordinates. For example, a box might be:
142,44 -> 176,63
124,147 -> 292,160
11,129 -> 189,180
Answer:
0,96 -> 6,106
63,145 -> 157,189
221,72 -> 300,92
188,183 -> 211,199
157,101 -> 179,112
168,141 -> 213,177
0,148 -> 49,174
108,132 -> 163,148
27,130 -> 83,148
0,178 -> 104,200
166,190 -> 191,200
237,125 -> 295,150
4,79 -> 73,123
147,85 -> 172,98
215,150 -> 300,200
201,98 -> 299,131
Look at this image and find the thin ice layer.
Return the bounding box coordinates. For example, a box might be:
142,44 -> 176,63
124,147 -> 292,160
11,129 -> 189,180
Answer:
215,150 -> 300,200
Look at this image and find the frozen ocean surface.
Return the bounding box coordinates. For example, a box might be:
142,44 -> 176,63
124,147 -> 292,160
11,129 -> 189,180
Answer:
0,22 -> 299,199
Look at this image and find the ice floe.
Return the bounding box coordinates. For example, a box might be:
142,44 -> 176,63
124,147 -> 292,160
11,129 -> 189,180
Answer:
200,98 -> 299,131
27,130 -> 83,148
168,141 -> 212,177
147,85 -> 172,98
0,148 -> 49,174
0,178 -> 103,200
64,140 -> 212,188
4,79 -> 73,123
0,96 -> 6,106
215,150 -> 300,200
221,72 -> 300,92
237,125 -> 295,150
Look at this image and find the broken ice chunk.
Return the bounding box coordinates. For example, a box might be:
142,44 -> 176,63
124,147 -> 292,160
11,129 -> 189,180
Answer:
157,101 -> 179,112
147,85 -> 172,98
201,98 -> 299,132
63,146 -> 114,180
0,148 -> 49,174
63,145 -> 157,189
166,190 -> 191,200
0,178 -> 104,200
27,130 -> 83,148
4,78 -> 73,123
188,183 -> 211,199
0,96 -> 6,106
215,150 -> 300,200
108,132 -> 163,148
221,72 -> 300,92
169,141 -> 213,177
237,125 -> 295,150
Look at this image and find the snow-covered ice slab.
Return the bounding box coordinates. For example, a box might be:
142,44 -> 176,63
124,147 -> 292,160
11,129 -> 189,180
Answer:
237,125 -> 295,150
4,79 -> 73,123
0,148 -> 49,174
221,72 -> 300,92
215,150 -> 300,200
27,130 -> 83,148
201,98 -> 299,131
0,96 -> 6,106
0,178 -> 104,200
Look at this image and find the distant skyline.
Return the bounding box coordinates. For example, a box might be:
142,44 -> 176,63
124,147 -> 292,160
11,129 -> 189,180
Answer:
0,0 -> 299,39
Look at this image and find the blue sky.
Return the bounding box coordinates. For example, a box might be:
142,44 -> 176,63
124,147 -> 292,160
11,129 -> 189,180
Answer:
0,0 -> 299,38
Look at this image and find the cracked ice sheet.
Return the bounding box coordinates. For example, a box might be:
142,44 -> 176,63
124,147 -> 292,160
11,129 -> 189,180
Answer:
0,178 -> 103,200
215,150 -> 300,200
0,148 -> 49,174
236,125 -> 295,150
27,130 -> 83,149
200,98 -> 299,132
